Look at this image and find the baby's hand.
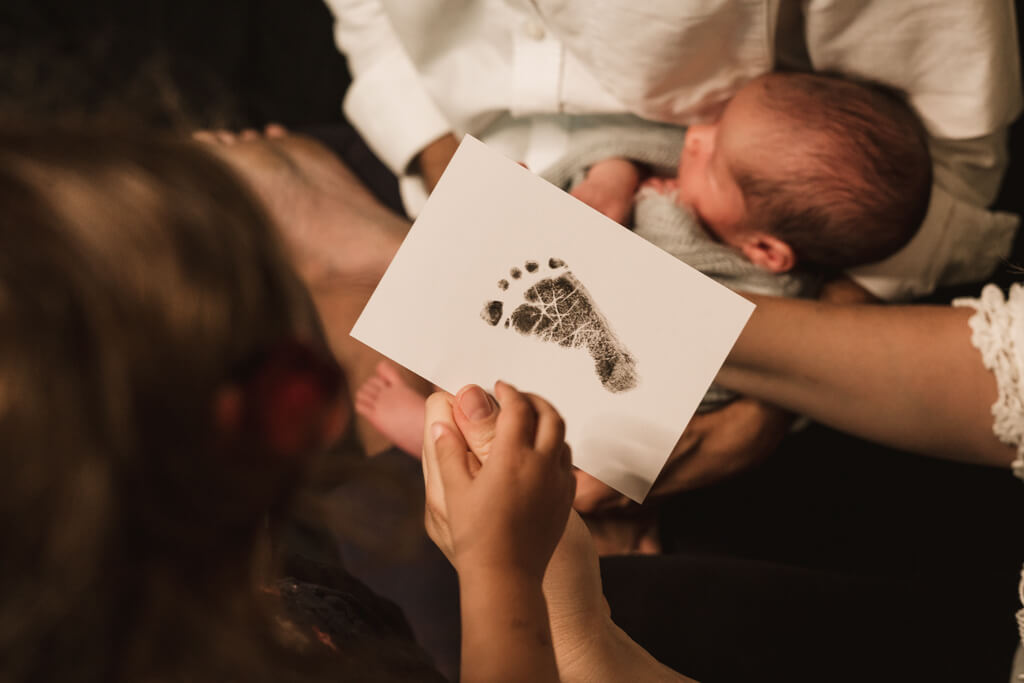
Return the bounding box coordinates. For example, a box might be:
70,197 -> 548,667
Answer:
638,175 -> 679,197
570,157 -> 641,225
424,381 -> 576,581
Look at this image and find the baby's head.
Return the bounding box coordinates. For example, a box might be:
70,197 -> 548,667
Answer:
676,71 -> 932,272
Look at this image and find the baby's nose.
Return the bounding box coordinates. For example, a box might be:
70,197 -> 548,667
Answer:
686,125 -> 713,151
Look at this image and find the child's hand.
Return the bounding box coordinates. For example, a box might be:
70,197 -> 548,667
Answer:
570,158 -> 642,225
423,381 -> 576,581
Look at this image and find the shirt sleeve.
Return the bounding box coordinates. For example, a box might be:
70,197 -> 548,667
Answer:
848,179 -> 1020,301
803,1 -> 1023,299
325,0 -> 453,175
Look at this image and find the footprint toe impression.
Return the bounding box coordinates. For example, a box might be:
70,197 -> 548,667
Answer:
480,258 -> 638,393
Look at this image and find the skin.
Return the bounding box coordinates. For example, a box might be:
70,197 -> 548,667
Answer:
355,360 -> 428,456
522,80 -> 808,516
569,78 -> 886,512
572,77 -> 755,240
195,128 -> 425,454
193,128 -> 872,516
718,294 -> 1014,468
569,157 -> 642,225
672,105 -> 748,247
422,383 -> 695,683
423,292 -> 1015,680
422,382 -> 575,683
201,130 -> 1014,674
670,77 -> 797,273
200,129 -> 688,679
580,76 -> 796,272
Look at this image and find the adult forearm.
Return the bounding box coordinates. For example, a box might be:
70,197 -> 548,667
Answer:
553,618 -> 696,683
543,513 -> 698,682
718,296 -> 1013,468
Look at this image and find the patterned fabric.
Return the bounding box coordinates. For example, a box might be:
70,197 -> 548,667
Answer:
954,283 -> 1024,481
953,283 -> 1024,674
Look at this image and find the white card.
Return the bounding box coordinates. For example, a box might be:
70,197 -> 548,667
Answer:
352,136 -> 754,502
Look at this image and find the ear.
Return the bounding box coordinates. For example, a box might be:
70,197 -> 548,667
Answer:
740,233 -> 795,273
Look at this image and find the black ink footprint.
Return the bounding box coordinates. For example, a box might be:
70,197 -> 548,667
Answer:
481,258 -> 638,393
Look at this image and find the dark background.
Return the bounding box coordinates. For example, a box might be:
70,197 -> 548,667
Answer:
0,0 -> 349,129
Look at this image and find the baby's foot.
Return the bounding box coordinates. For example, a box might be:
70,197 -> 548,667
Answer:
481,258 -> 638,393
355,361 -> 428,457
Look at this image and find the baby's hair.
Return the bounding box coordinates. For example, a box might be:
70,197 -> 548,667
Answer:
734,71 -> 932,269
0,129 -> 406,683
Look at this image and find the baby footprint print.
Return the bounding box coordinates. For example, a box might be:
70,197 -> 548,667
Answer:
481,258 -> 638,393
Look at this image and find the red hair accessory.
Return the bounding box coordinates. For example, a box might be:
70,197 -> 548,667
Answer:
224,340 -> 344,459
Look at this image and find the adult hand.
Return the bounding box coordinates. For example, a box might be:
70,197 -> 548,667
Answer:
570,158 -> 642,225
424,385 -> 635,682
573,397 -> 794,513
420,383 -> 505,563
422,384 -> 606,607
639,279 -> 870,500
649,397 -> 794,497
423,384 -> 692,682
422,381 -> 576,580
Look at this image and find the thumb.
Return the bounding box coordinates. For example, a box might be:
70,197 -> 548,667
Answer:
452,384 -> 499,463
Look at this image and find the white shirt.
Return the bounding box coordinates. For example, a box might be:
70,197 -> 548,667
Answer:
326,0 -> 1023,300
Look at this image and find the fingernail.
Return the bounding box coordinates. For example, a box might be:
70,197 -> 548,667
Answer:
459,385 -> 494,421
431,422 -> 446,442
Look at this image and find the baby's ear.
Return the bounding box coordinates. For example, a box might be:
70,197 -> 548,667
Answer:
740,233 -> 795,273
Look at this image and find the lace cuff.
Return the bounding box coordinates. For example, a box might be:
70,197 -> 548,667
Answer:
952,283 -> 1024,481
1019,565 -> 1024,651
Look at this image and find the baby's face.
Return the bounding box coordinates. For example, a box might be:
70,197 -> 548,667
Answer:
675,79 -> 776,246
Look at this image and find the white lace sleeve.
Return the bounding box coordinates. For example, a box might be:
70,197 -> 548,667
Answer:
953,283 -> 1024,481
953,283 -> 1024,665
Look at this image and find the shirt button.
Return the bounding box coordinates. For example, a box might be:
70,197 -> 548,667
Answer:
522,19 -> 546,40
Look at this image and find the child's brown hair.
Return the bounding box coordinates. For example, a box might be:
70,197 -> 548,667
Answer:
0,128 -> 416,682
